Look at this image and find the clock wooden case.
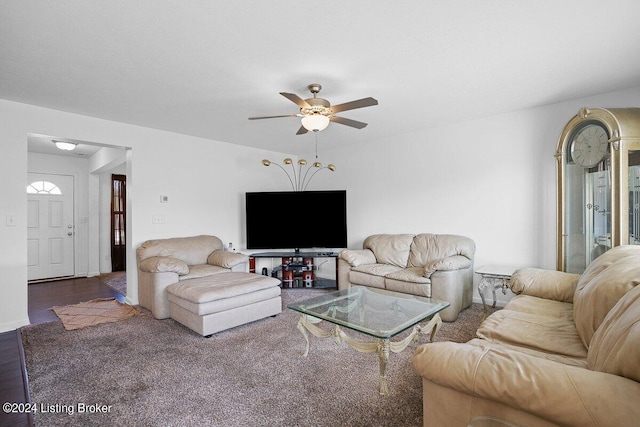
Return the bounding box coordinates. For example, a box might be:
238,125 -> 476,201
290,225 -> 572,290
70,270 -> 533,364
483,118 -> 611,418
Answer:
556,107 -> 640,273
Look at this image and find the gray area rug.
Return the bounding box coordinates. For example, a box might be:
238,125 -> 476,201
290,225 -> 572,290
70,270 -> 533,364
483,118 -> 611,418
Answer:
21,290 -> 496,426
96,271 -> 126,296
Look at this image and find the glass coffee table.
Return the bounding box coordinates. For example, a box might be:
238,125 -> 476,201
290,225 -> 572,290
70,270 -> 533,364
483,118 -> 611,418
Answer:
288,286 -> 450,395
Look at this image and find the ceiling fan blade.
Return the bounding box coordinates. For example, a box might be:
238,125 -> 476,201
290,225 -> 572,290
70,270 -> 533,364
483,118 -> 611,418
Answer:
248,114 -> 299,120
296,125 -> 309,135
280,92 -> 311,108
331,116 -> 368,129
330,97 -> 378,113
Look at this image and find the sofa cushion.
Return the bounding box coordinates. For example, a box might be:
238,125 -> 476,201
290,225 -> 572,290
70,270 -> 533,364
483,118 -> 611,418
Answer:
477,306 -> 587,363
588,284 -> 640,382
385,267 -> 431,284
407,234 -> 475,269
179,264 -> 228,280
352,263 -> 404,277
349,271 -> 386,288
385,278 -> 431,297
168,272 -> 280,304
363,234 -> 414,267
136,235 -> 223,266
350,264 -> 403,289
349,264 -> 402,289
138,256 -> 189,275
573,246 -> 640,348
502,295 -> 575,320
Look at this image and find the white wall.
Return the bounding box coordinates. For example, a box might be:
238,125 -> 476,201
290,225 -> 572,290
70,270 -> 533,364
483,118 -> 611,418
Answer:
2,86 -> 640,331
0,99 -> 291,332
304,85 -> 640,306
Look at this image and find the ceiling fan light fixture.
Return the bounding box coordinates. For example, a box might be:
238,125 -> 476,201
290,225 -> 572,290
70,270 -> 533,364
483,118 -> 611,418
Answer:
53,140 -> 77,151
301,114 -> 330,132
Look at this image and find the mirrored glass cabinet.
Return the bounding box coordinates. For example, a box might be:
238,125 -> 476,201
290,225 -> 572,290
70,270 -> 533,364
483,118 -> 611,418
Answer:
556,107 -> 640,273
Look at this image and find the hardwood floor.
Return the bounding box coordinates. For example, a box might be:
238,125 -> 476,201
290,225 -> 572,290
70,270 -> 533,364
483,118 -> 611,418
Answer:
28,276 -> 125,324
1,276 -> 125,427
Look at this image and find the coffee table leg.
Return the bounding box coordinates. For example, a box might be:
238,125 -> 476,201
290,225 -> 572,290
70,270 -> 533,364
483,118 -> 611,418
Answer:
377,339 -> 390,395
295,313 -> 442,395
296,315 -> 311,357
296,314 -> 338,357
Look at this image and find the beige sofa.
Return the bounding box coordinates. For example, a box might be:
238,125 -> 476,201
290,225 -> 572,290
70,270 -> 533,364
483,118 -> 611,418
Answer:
338,233 -> 475,321
413,245 -> 640,427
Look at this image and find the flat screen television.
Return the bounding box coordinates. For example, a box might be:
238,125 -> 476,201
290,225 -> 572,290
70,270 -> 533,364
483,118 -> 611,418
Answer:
245,190 -> 347,251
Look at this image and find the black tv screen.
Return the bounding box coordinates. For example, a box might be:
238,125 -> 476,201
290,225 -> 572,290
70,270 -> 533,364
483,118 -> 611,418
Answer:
246,190 -> 347,250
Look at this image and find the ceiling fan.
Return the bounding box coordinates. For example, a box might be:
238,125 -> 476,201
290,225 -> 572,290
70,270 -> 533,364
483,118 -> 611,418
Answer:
248,83 -> 378,135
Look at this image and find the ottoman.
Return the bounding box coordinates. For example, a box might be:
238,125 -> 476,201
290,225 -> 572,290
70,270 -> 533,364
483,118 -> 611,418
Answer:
166,271 -> 282,336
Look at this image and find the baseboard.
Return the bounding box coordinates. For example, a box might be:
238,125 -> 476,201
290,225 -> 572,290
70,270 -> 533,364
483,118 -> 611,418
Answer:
471,296 -> 508,308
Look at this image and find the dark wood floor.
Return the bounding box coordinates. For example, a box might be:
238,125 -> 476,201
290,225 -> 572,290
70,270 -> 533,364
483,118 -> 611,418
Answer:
1,276 -> 125,427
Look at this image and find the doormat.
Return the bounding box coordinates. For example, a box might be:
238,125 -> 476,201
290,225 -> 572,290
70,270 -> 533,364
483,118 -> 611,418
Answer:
51,298 -> 142,331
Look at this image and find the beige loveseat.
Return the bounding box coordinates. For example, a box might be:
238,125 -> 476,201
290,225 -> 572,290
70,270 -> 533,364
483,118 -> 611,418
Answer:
413,245 -> 640,427
338,233 -> 475,321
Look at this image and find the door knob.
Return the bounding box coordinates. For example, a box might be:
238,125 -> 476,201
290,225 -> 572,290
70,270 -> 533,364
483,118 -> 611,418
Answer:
68,232 -> 73,236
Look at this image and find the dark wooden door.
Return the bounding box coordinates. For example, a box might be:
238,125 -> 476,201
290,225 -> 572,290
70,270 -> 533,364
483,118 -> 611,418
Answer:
111,174 -> 126,272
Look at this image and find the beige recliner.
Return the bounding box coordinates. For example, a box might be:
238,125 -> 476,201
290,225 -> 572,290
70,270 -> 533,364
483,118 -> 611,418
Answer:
137,235 -> 250,319
136,235 -> 281,336
338,233 -> 475,321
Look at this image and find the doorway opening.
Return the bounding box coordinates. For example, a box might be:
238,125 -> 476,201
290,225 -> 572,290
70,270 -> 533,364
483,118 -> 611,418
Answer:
111,174 -> 126,272
27,134 -> 131,301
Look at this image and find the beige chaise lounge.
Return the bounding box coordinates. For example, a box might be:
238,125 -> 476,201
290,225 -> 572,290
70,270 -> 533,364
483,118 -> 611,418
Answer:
338,233 -> 475,321
413,245 -> 640,427
136,235 -> 281,336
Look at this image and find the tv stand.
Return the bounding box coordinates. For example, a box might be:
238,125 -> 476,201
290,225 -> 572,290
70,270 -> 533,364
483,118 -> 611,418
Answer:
249,251 -> 340,289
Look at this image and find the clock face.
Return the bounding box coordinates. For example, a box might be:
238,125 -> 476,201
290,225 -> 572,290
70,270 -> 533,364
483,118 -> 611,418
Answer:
570,123 -> 609,168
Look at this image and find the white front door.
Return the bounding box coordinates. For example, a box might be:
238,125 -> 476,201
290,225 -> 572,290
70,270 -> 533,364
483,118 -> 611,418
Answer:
27,173 -> 75,281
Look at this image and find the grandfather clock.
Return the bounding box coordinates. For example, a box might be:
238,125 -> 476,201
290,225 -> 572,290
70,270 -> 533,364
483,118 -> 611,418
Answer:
556,107 -> 640,273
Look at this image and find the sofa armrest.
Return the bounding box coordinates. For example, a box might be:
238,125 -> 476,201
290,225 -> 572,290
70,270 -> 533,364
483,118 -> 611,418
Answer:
413,340 -> 640,427
338,249 -> 376,267
207,250 -> 248,269
509,267 -> 580,303
138,256 -> 189,275
423,255 -> 471,278
137,270 -> 180,319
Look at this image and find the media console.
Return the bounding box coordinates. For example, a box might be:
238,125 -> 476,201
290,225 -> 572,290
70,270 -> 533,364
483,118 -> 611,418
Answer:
248,251 -> 340,289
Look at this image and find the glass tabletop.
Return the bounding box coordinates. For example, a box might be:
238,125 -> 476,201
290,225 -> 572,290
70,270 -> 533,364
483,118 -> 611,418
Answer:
287,286 -> 450,339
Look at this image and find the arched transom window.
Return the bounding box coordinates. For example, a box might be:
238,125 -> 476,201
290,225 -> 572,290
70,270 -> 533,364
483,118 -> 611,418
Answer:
27,180 -> 62,195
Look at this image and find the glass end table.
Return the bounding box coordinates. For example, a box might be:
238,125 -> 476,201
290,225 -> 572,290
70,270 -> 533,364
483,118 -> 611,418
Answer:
475,265 -> 519,317
287,286 -> 450,395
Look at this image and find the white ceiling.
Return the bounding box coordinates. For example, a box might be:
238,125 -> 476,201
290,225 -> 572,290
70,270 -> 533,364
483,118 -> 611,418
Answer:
3,1 -> 640,155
